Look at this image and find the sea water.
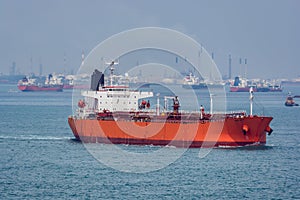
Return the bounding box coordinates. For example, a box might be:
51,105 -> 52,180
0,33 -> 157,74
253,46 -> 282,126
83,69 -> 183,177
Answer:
0,84 -> 299,199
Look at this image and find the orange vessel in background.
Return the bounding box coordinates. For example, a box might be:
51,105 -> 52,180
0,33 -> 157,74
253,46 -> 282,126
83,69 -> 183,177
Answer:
68,65 -> 273,148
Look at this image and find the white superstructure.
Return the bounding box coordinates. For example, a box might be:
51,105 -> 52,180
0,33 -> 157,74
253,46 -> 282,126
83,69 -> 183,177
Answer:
82,86 -> 153,112
80,61 -> 153,113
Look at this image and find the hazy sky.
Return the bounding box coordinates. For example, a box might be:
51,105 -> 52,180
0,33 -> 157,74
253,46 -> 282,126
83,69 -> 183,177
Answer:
0,0 -> 299,79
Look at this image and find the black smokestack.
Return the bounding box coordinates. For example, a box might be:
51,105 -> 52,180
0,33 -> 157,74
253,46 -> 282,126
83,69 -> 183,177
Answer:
91,69 -> 104,91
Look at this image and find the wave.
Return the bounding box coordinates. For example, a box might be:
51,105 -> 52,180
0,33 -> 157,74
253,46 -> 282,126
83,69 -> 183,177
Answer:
216,144 -> 275,150
0,135 -> 72,141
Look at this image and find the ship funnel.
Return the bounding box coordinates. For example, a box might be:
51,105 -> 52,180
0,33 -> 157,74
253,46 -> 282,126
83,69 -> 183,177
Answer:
91,69 -> 104,91
48,74 -> 53,80
233,76 -> 240,86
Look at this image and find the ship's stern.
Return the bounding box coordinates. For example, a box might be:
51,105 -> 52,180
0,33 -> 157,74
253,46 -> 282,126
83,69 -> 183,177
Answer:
68,116 -> 80,140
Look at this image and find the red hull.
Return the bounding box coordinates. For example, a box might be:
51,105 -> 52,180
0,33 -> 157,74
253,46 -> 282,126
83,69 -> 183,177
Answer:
230,86 -> 255,92
18,85 -> 63,92
63,85 -> 74,89
68,115 -> 272,148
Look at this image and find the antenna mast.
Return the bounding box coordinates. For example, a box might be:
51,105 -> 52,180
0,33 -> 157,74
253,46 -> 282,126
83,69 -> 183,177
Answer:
244,58 -> 247,79
81,51 -> 85,66
106,60 -> 118,86
110,61 -> 115,86
228,54 -> 232,79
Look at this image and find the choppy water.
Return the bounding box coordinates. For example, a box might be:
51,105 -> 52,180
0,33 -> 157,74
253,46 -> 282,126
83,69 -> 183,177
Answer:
1,84 -> 300,199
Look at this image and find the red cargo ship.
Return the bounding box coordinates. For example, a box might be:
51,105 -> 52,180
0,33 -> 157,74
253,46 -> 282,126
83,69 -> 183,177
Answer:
18,85 -> 63,92
68,64 -> 273,148
18,75 -> 63,92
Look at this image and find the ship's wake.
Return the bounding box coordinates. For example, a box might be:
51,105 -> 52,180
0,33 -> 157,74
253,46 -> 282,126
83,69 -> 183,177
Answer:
0,135 -> 72,141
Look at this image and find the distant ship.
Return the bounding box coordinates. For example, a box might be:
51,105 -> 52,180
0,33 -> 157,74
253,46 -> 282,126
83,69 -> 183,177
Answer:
68,62 -> 273,148
230,76 -> 282,92
17,74 -> 63,92
62,84 -> 73,89
182,73 -> 223,89
62,78 -> 74,89
285,93 -> 299,107
182,73 -> 207,89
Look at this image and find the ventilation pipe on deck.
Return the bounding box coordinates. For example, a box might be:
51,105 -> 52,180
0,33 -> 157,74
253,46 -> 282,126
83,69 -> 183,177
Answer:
249,87 -> 254,116
156,93 -> 160,116
210,94 -> 214,114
